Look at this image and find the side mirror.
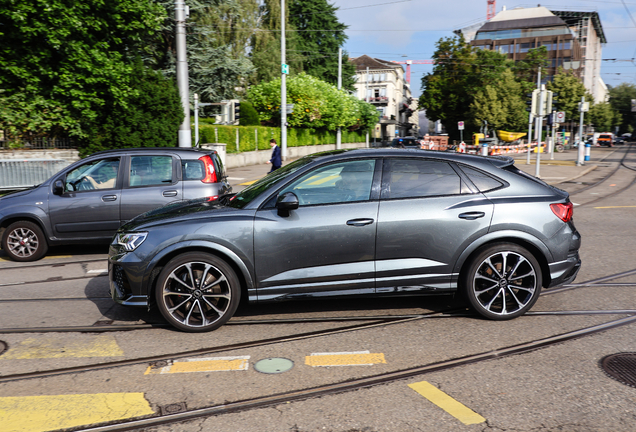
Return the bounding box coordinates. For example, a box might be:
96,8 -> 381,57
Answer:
53,180 -> 65,195
276,192 -> 299,217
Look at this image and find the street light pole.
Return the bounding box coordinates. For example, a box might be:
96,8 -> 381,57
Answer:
336,47 -> 342,150
577,96 -> 586,166
280,0 -> 287,160
175,0 -> 191,147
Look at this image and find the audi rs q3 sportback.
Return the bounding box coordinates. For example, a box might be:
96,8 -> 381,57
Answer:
109,149 -> 581,332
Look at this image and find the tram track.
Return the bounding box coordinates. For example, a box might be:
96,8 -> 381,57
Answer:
69,314 -> 636,432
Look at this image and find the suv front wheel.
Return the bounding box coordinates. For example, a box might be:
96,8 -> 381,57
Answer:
2,221 -> 49,262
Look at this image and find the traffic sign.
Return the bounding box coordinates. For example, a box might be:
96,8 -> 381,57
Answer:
286,104 -> 294,114
556,111 -> 565,123
282,64 -> 289,74
458,121 -> 464,130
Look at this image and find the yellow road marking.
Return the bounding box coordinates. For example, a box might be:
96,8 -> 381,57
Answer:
594,205 -> 636,209
145,356 -> 250,374
1,335 -> 124,359
305,351 -> 386,367
239,180 -> 258,186
0,393 -> 154,432
408,381 -> 485,425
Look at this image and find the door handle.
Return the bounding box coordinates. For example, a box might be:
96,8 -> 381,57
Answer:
458,212 -> 485,220
102,195 -> 117,202
346,218 -> 374,227
163,190 -> 178,197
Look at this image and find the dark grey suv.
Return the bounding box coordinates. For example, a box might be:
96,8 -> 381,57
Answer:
109,149 -> 581,332
0,148 -> 230,261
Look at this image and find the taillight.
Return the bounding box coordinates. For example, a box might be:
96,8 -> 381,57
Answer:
550,202 -> 573,222
199,155 -> 218,183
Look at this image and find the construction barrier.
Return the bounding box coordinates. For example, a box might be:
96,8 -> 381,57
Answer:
0,159 -> 69,190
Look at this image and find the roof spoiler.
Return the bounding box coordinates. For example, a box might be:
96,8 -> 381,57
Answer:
487,155 -> 515,169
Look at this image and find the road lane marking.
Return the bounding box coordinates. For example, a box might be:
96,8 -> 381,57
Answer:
87,269 -> 108,274
1,335 -> 124,359
0,393 -> 153,432
305,351 -> 386,367
239,180 -> 259,186
408,381 -> 485,425
594,205 -> 636,209
145,355 -> 250,374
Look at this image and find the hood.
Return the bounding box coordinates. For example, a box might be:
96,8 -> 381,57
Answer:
120,196 -> 232,231
0,187 -> 37,201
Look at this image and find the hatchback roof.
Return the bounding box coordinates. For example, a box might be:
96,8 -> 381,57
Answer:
90,147 -> 216,157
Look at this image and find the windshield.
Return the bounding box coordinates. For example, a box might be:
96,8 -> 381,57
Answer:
227,156 -> 314,209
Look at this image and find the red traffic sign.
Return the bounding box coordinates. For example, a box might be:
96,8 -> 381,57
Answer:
556,111 -> 565,123
458,121 -> 464,130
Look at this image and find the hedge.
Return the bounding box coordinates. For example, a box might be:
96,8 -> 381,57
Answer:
196,124 -> 369,154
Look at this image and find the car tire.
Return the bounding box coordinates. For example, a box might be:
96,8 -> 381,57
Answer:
462,243 -> 542,320
1,221 -> 48,262
155,252 -> 241,332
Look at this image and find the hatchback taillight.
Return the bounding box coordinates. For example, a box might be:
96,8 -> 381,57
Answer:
199,155 -> 218,183
550,202 -> 573,222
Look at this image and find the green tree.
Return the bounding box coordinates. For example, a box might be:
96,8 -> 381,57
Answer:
515,46 -> 549,93
0,0 -> 165,142
470,69 -> 527,132
608,83 -> 636,135
546,69 -> 589,122
80,60 -> 184,156
588,102 -> 619,133
289,0 -> 356,91
147,0 -> 256,103
247,73 -> 377,130
250,0 -> 304,84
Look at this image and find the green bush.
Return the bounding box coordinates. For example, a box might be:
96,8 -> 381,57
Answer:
239,101 -> 261,126
196,125 -> 368,153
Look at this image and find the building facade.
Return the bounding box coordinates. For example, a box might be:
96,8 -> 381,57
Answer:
349,55 -> 419,142
457,6 -> 607,103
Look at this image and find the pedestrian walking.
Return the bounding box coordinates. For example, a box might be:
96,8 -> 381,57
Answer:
267,139 -> 282,172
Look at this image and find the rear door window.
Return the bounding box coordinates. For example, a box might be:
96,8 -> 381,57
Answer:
129,156 -> 174,187
381,158 -> 464,199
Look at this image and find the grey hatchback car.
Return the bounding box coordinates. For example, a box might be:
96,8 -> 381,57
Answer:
0,147 -> 230,261
109,149 -> 581,332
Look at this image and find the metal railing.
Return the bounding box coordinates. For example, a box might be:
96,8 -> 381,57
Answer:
0,159 -> 70,190
0,137 -> 77,150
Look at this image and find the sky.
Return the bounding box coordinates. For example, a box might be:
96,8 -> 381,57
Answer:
331,0 -> 636,98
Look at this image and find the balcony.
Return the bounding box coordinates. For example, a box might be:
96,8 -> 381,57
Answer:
368,96 -> 389,104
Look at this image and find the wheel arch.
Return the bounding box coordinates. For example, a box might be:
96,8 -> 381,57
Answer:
454,232 -> 552,289
144,241 -> 254,307
1,214 -> 51,244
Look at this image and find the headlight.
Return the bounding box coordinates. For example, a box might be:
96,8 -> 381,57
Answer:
116,232 -> 148,252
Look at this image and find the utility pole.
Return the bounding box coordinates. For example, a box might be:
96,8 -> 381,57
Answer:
175,0 -> 191,147
280,0 -> 287,160
577,96 -> 587,166
336,47 -> 342,150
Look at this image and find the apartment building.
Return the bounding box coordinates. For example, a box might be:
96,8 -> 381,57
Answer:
349,55 -> 419,141
456,6 -> 607,102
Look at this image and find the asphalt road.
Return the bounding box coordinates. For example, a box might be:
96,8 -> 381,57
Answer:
1,145 -> 635,432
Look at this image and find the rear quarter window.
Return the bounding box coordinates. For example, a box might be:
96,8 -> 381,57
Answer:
181,160 -> 204,180
459,165 -> 504,192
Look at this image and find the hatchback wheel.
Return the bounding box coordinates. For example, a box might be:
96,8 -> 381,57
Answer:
463,243 -> 542,320
2,221 -> 48,262
155,252 -> 240,332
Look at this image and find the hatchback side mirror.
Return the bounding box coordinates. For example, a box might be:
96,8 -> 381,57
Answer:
276,192 -> 299,217
53,180 -> 65,195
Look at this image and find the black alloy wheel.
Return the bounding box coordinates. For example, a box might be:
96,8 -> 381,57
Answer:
463,243 -> 542,320
155,252 -> 241,332
1,221 -> 48,262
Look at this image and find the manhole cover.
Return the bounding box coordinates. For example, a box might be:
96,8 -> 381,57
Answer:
160,402 -> 186,416
254,357 -> 294,374
0,341 -> 7,356
600,353 -> 636,388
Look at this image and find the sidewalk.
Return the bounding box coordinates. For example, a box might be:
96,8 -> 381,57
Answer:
225,146 -> 622,192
